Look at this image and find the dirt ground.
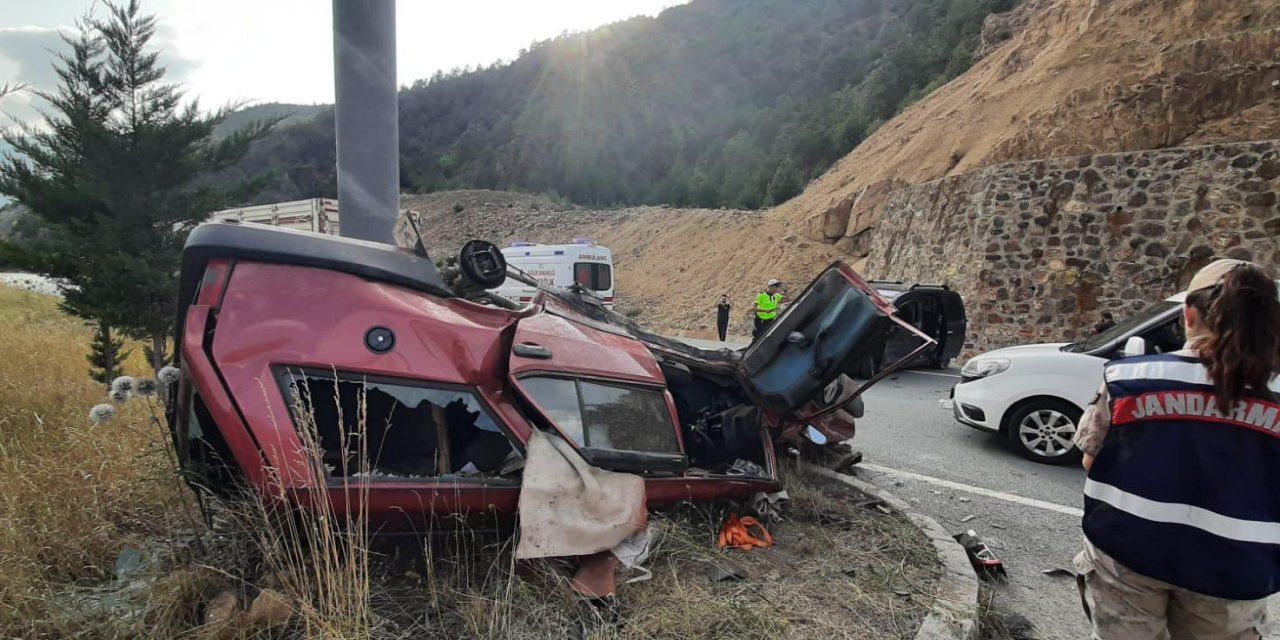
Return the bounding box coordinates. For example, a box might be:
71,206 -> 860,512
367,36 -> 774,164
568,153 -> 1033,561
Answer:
39,469 -> 941,640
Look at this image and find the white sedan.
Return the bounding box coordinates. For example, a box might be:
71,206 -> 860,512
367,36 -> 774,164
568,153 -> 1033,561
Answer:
947,292 -> 1189,464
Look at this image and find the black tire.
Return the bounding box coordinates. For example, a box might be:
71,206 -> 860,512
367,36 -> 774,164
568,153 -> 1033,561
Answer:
930,356 -> 950,370
852,350 -> 880,379
1004,399 -> 1084,466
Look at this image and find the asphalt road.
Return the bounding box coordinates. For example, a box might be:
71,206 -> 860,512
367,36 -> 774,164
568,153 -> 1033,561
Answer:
853,367 -> 1090,639
679,336 -> 1278,638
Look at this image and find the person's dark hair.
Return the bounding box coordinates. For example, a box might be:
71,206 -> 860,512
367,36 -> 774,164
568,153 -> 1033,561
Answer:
1101,311 -> 1114,321
1186,263 -> 1280,408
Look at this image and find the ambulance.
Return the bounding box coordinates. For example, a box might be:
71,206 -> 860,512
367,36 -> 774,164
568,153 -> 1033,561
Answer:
492,239 -> 615,307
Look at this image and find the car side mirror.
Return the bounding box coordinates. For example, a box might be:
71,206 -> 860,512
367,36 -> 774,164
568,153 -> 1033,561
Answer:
1123,336 -> 1146,358
804,425 -> 828,445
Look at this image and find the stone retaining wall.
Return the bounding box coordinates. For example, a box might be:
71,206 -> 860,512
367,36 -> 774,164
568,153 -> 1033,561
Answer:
864,140 -> 1280,357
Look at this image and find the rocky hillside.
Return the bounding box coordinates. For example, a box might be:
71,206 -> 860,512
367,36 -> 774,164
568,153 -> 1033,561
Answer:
403,191 -> 848,338
782,0 -> 1280,254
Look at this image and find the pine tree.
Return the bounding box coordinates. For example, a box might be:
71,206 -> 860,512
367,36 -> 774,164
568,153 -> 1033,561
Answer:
88,321 -> 130,386
0,0 -> 277,376
765,159 -> 803,206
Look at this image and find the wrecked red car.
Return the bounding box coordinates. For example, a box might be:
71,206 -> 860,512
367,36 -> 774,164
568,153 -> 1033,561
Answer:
168,220 -> 931,529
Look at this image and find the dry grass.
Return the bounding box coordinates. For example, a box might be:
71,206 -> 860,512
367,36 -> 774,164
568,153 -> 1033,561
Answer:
250,372 -> 375,640
0,284 -> 195,637
978,588 -> 1037,640
347,469 -> 937,640
0,282 -> 941,639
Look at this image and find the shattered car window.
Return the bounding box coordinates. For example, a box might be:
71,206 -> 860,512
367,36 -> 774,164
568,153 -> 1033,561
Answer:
520,376 -> 680,454
279,369 -> 515,479
579,382 -> 678,453
518,377 -> 586,444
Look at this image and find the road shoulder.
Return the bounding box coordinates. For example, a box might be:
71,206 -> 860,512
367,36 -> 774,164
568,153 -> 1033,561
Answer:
805,464 -> 980,640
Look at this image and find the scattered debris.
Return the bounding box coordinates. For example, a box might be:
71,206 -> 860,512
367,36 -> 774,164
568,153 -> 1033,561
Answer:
571,551 -> 622,598
836,447 -> 863,471
749,489 -> 791,523
960,514 -> 976,523
204,590 -> 240,632
875,504 -> 893,515
954,530 -> 1008,582
979,587 -> 1039,640
1041,568 -> 1076,578
959,497 -> 972,503
112,547 -> 147,584
611,522 -> 656,584
990,522 -> 1006,530
727,458 -> 769,477
717,513 -> 774,551
892,480 -> 906,487
247,589 -> 293,628
707,562 -> 748,583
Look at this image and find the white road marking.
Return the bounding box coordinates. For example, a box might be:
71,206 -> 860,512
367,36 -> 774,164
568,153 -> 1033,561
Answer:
859,462 -> 1085,518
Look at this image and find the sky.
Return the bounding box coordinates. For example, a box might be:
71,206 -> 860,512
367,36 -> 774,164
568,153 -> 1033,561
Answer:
0,0 -> 687,127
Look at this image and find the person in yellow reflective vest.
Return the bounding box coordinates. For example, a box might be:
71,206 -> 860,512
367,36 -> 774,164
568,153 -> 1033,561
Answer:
752,279 -> 786,339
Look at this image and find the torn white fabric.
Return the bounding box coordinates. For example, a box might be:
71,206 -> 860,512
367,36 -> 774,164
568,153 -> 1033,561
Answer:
612,521 -> 657,584
515,429 -> 646,559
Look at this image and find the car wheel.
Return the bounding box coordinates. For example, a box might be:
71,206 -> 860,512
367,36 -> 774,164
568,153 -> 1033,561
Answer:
852,353 -> 877,379
1005,400 -> 1083,466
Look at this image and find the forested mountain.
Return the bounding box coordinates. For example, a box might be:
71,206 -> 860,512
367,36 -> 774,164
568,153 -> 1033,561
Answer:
211,103 -> 325,140
228,0 -> 1015,208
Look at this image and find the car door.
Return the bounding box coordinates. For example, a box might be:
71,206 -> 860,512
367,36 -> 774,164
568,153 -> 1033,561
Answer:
880,297 -> 919,367
507,307 -> 688,475
738,262 -> 934,415
940,291 -> 967,362
1135,314 -> 1186,355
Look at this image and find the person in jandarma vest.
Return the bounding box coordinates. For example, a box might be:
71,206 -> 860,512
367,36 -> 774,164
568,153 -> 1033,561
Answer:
1072,259 -> 1280,639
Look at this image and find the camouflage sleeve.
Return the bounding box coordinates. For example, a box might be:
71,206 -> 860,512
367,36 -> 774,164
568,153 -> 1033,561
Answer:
1073,384 -> 1111,456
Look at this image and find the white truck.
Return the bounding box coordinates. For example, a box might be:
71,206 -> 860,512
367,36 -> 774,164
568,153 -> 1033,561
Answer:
207,198 -> 340,235
492,240 -> 615,307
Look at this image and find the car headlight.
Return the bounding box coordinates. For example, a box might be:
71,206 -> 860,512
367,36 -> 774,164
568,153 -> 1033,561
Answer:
961,357 -> 1011,380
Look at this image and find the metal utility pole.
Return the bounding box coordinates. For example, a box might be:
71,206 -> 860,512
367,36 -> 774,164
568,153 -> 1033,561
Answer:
333,0 -> 399,244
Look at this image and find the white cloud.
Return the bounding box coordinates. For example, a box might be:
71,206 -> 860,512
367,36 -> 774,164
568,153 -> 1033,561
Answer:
1,0 -> 687,126
169,0 -> 686,107
0,15 -> 199,129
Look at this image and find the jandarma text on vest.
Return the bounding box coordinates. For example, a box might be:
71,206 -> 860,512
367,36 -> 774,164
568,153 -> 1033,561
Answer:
1112,391 -> 1280,434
